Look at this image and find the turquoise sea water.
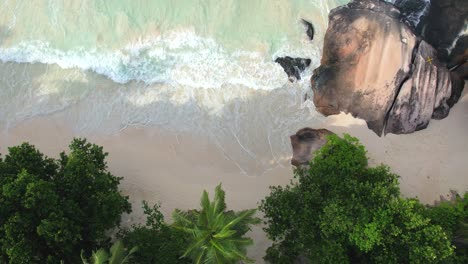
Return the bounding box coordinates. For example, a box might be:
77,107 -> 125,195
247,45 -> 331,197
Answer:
0,0 -> 348,174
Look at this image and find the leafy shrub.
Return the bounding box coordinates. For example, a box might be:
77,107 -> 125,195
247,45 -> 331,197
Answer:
120,202 -> 191,264
424,192 -> 468,263
0,139 -> 131,263
260,134 -> 456,263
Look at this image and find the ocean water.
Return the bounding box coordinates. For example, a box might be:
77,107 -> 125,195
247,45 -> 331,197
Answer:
0,0 -> 348,175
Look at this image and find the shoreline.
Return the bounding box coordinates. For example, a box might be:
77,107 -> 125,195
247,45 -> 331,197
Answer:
0,84 -> 467,262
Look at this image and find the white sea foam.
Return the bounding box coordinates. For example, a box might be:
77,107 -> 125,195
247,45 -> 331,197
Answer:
0,30 -> 312,91
0,9 -> 328,175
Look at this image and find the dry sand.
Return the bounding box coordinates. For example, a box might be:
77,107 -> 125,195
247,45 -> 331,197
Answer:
0,85 -> 467,262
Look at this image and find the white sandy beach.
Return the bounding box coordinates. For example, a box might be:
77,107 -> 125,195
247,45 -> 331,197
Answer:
1,84 -> 466,262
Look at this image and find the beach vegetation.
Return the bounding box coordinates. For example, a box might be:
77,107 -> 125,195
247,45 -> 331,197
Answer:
0,139 -> 131,263
260,134 -> 462,263
424,193 -> 468,263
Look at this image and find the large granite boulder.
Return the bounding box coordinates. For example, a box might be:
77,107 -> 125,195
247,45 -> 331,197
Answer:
290,128 -> 334,167
312,0 -> 416,135
311,0 -> 456,136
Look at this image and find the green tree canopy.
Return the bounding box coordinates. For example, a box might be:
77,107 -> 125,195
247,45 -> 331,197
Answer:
172,184 -> 260,264
424,192 -> 468,263
260,134 -> 457,263
0,139 -> 131,263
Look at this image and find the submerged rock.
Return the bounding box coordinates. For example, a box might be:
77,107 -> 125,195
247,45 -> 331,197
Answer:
311,0 -> 458,136
290,128 -> 334,167
301,19 -> 315,41
275,56 -> 311,81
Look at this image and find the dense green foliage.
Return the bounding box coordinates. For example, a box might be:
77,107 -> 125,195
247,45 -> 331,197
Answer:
260,134 -> 459,263
0,139 -> 131,263
120,202 -> 191,264
172,184 -> 260,264
424,193 -> 468,263
81,240 -> 137,264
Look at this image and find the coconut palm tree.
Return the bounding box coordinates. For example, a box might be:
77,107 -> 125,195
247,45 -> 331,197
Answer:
81,240 -> 137,264
172,184 -> 260,264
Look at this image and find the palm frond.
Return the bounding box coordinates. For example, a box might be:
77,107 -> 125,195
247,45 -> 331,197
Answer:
182,232 -> 210,257
213,230 -> 236,239
213,184 -> 226,214
108,240 -> 137,264
194,248 -> 206,264
212,211 -> 225,231
172,209 -> 195,228
220,209 -> 257,234
209,239 -> 229,256
200,190 -> 212,226
109,240 -> 126,264
120,246 -> 138,264
91,249 -> 109,264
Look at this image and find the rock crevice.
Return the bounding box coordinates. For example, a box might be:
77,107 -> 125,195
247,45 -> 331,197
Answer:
383,38 -> 422,133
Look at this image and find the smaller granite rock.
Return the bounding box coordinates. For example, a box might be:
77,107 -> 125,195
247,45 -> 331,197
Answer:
290,128 -> 334,167
275,56 -> 311,81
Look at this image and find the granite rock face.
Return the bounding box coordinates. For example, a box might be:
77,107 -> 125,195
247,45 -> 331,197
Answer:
385,41 -> 452,134
311,0 -> 458,136
290,128 -> 334,167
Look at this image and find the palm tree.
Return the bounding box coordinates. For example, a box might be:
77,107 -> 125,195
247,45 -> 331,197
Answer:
172,184 -> 260,264
81,240 -> 137,264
